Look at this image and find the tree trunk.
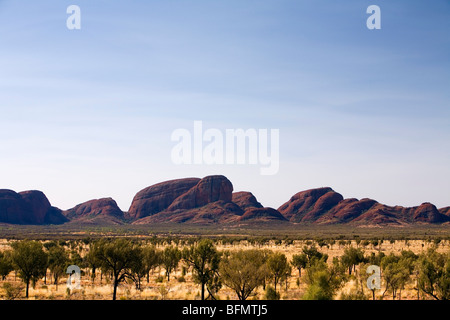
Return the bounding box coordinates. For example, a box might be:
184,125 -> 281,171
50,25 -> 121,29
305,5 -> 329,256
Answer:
201,282 -> 205,300
25,280 -> 30,298
113,278 -> 118,300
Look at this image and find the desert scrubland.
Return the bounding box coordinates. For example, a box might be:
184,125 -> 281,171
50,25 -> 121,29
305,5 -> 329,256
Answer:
0,236 -> 449,301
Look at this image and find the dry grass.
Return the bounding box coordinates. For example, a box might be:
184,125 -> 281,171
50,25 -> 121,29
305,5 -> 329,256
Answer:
0,238 -> 448,300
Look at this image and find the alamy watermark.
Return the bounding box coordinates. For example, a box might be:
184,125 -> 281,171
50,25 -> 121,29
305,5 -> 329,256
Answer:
366,265 -> 381,290
367,5 -> 381,30
65,4 -> 380,31
171,121 -> 280,175
66,265 -> 81,290
66,5 -> 81,30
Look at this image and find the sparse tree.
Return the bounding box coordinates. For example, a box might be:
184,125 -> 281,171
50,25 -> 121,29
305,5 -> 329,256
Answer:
267,252 -> 290,293
129,245 -> 147,290
220,249 -> 267,300
303,257 -> 345,300
85,241 -> 103,283
0,251 -> 14,280
47,245 -> 69,289
341,247 -> 365,275
417,248 -> 450,300
161,246 -> 181,282
291,254 -> 308,278
381,258 -> 409,300
10,240 -> 48,298
143,246 -> 160,282
94,238 -> 142,300
182,239 -> 221,300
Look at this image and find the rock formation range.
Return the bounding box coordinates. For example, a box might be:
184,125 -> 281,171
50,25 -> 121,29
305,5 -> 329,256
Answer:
1,175 -> 449,226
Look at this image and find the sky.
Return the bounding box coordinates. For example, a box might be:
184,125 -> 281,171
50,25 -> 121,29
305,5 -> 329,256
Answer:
0,0 -> 449,211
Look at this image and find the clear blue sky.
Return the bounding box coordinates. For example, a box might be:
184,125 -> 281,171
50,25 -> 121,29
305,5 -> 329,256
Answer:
0,0 -> 449,211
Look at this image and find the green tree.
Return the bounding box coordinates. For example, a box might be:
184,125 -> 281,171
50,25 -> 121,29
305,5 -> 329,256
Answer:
302,245 -> 328,265
10,240 -> 48,298
417,248 -> 450,300
47,245 -> 69,289
85,241 -> 103,283
161,246 -> 181,282
0,251 -> 14,280
341,247 -> 365,275
94,238 -> 142,300
292,245 -> 328,280
366,251 -> 385,266
143,245 -> 160,283
182,239 -> 221,300
291,254 -> 308,278
267,252 -> 290,293
220,249 -> 267,300
381,255 -> 410,300
129,245 -> 148,290
303,257 -> 345,300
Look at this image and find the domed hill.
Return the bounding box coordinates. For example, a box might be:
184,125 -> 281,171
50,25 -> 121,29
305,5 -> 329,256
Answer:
126,177 -> 202,220
232,192 -> 263,211
278,187 -> 450,225
440,206 -> 450,217
132,175 -> 238,224
278,187 -> 344,223
239,207 -> 287,222
63,198 -> 125,225
0,189 -> 67,225
166,175 -> 233,212
131,176 -> 286,225
136,201 -> 243,224
1,177 -> 448,227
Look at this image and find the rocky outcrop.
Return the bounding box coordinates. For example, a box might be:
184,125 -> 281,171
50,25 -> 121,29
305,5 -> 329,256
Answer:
1,177 -> 449,227
166,175 -> 233,212
127,178 -> 201,220
278,187 -> 449,225
0,189 -> 67,225
439,206 -> 450,217
232,192 -> 263,211
412,203 -> 446,223
63,198 -> 124,224
135,201 -> 243,224
132,175 -> 239,224
239,207 -> 287,222
278,188 -> 344,222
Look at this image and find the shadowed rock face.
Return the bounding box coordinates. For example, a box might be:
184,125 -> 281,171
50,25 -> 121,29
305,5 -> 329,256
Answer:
19,190 -> 51,224
63,198 -> 124,222
1,176 -> 449,226
0,189 -> 67,225
239,207 -> 287,222
440,207 -> 450,217
135,201 -> 244,224
278,187 -> 450,225
131,175 -> 239,224
232,192 -> 263,211
166,175 -> 233,212
127,178 -> 201,220
131,177 -> 288,224
278,187 -> 344,223
413,203 -> 445,223
0,190 -> 34,224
